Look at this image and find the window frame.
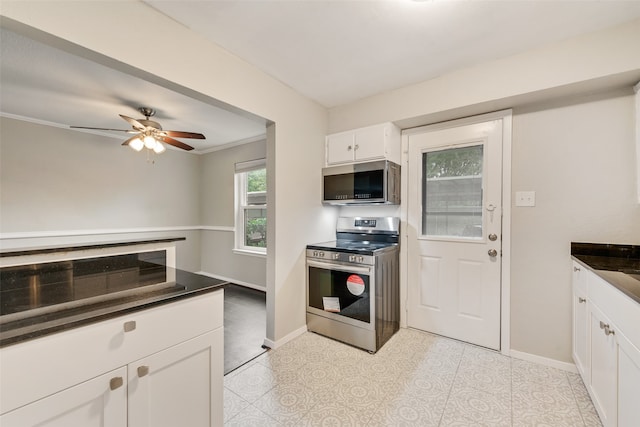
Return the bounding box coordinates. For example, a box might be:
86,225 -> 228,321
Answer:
234,159 -> 267,256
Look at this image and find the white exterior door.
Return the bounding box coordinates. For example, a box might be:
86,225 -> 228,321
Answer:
407,119 -> 503,350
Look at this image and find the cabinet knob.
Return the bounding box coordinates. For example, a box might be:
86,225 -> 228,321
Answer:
354,144 -> 359,150
110,376 -> 123,391
347,145 -> 352,151
573,266 -> 581,272
137,365 -> 150,378
599,321 -> 615,336
123,321 -> 136,332
578,297 -> 586,303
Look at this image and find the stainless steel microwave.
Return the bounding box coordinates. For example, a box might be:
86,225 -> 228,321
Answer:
322,160 -> 400,205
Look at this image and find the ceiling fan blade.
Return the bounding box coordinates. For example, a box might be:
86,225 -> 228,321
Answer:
159,136 -> 195,151
121,135 -> 141,146
70,126 -> 136,133
163,130 -> 206,139
119,114 -> 146,130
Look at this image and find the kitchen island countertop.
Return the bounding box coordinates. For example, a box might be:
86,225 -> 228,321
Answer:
0,267 -> 227,347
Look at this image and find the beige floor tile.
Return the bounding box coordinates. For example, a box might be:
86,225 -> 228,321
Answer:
440,383 -> 511,426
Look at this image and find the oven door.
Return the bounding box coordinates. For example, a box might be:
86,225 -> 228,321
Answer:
306,259 -> 374,330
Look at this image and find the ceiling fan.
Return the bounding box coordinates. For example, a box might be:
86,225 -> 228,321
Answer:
70,107 -> 205,152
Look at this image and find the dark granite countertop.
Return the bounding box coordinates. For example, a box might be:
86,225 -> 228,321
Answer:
0,265 -> 227,348
571,242 -> 640,304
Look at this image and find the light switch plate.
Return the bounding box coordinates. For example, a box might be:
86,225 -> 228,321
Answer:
516,191 -> 536,207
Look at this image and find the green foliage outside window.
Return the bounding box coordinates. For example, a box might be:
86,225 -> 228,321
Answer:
244,168 -> 267,248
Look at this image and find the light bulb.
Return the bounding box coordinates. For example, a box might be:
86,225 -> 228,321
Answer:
129,137 -> 144,151
144,135 -> 156,149
153,141 -> 166,154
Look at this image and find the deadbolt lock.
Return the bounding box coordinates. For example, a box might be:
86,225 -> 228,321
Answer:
488,233 -> 498,241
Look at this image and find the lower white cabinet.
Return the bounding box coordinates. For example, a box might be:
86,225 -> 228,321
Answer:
128,330 -> 223,427
0,367 -> 128,427
0,290 -> 224,427
571,260 -> 640,427
588,303 -> 618,427
572,263 -> 589,378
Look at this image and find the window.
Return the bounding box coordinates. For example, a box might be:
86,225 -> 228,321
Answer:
235,159 -> 267,255
422,145 -> 484,239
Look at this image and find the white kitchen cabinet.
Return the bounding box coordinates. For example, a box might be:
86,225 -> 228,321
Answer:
0,290 -> 224,427
618,331 -> 640,426
128,329 -> 223,427
588,303 -> 618,427
572,261 -> 589,379
572,260 -> 640,427
326,122 -> 400,166
0,367 -> 127,427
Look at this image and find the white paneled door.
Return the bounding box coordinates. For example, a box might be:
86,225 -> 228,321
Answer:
407,120 -> 503,350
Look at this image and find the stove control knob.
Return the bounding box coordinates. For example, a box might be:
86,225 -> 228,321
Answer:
312,251 -> 318,257
333,253 -> 340,260
349,255 -> 356,262
358,256 -> 364,263
319,252 -> 325,258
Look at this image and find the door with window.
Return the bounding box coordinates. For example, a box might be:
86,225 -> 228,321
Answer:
406,120 -> 503,350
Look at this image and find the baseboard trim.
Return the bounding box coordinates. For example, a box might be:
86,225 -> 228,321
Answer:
196,271 -> 265,292
510,349 -> 578,373
263,325 -> 308,350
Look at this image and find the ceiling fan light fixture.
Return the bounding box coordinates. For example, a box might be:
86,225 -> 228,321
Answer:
143,134 -> 156,149
153,141 -> 166,154
129,137 -> 144,152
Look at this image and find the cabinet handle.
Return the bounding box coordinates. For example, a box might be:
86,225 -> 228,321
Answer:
599,321 -> 615,336
123,321 -> 136,332
110,377 -> 123,391
578,297 -> 586,303
573,266 -> 581,272
137,365 -> 150,377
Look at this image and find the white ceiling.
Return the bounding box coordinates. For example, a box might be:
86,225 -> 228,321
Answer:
147,0 -> 640,107
2,1 -> 640,153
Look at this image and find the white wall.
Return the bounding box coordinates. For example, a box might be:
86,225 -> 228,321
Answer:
511,90 -> 640,362
0,117 -> 203,272
327,21 -> 640,363
200,141 -> 267,288
1,1 -> 333,346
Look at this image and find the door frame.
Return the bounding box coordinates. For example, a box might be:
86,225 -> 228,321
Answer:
400,109 -> 512,356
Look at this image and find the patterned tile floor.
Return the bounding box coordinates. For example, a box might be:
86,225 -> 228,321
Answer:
223,328 -> 602,426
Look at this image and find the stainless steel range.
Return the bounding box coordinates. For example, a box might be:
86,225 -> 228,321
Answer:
306,217 -> 400,352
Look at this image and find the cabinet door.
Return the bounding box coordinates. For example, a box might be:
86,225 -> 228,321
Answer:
572,284 -> 589,378
589,304 -> 618,427
618,332 -> 640,427
128,329 -> 223,427
353,124 -> 386,162
0,367 -> 127,427
326,132 -> 355,165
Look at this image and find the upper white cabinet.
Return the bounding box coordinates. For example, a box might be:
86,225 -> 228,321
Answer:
571,261 -> 640,427
326,122 -> 401,166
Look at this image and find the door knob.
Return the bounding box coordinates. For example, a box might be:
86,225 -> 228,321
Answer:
488,233 -> 498,241
488,249 -> 498,257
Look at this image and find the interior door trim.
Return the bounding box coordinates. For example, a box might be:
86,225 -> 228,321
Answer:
399,109 -> 513,356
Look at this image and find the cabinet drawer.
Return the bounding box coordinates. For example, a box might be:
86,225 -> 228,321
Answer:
588,273 -> 640,351
0,289 -> 223,414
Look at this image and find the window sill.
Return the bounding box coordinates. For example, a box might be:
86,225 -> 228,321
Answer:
233,248 -> 267,258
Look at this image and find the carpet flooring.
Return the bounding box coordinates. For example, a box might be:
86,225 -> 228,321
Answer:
224,284 -> 267,375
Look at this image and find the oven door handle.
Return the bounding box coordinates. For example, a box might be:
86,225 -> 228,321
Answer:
307,260 -> 372,275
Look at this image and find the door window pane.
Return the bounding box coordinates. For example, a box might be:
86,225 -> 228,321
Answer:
422,145 -> 484,239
